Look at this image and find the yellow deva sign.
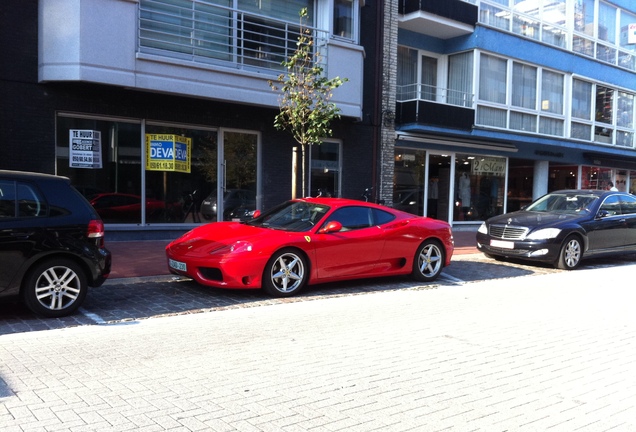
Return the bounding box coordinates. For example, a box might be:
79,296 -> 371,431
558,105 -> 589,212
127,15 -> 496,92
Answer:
145,134 -> 191,173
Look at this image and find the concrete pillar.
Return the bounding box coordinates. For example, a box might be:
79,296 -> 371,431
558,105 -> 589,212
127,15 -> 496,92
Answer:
533,160 -> 549,200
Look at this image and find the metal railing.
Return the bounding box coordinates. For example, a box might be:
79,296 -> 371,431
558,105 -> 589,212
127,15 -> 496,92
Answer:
397,83 -> 474,108
139,0 -> 329,72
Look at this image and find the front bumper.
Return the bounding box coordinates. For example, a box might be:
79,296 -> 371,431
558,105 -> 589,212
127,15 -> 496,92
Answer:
475,232 -> 561,262
166,247 -> 266,289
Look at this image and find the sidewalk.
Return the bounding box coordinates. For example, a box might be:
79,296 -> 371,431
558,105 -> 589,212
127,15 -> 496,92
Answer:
106,229 -> 478,279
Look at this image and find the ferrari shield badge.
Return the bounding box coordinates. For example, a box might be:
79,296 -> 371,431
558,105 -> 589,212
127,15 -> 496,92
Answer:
305,236 -> 311,243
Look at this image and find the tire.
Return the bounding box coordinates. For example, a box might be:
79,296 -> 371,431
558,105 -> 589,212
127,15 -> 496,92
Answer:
556,235 -> 582,270
412,240 -> 445,282
22,258 -> 88,318
262,249 -> 308,297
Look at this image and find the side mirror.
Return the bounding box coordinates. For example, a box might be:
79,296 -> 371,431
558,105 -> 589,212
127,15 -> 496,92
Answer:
251,210 -> 261,219
318,220 -> 342,234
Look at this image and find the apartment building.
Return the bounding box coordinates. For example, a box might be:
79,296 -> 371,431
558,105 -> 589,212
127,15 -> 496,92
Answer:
0,0 -> 378,237
390,0 -> 636,225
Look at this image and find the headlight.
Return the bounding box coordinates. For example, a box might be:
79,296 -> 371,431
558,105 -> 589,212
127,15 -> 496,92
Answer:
526,228 -> 561,240
477,222 -> 487,234
210,241 -> 253,255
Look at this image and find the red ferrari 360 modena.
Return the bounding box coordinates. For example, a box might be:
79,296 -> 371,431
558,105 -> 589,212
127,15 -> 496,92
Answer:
166,198 -> 454,297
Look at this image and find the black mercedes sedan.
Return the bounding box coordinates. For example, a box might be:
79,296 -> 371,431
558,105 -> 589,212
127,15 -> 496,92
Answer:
476,190 -> 636,270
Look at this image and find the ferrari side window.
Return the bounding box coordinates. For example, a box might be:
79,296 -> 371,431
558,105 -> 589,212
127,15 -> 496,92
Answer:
372,208 -> 395,226
327,207 -> 372,230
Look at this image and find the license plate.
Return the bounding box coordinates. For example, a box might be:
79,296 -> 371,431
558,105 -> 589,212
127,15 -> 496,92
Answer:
169,259 -> 187,271
491,239 -> 514,249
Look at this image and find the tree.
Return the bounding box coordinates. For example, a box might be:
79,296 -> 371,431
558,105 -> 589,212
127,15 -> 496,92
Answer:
269,8 -> 347,198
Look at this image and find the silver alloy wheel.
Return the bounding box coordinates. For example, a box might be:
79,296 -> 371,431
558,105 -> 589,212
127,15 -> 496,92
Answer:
417,242 -> 443,278
269,251 -> 305,293
35,265 -> 82,311
563,238 -> 581,268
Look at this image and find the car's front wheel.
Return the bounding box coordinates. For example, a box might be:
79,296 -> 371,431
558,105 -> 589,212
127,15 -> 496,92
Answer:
22,258 -> 88,317
412,240 -> 444,282
262,249 -> 308,297
556,235 -> 582,270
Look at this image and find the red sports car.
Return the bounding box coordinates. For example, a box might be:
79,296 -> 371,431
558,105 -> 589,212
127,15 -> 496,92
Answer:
166,198 -> 454,297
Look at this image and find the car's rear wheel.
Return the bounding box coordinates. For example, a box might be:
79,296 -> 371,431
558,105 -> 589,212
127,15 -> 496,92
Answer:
556,235 -> 582,270
262,249 -> 308,297
22,258 -> 88,317
412,240 -> 444,282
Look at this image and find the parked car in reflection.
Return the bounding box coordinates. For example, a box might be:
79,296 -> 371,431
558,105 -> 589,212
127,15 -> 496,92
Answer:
89,193 -> 178,223
393,188 -> 423,215
200,189 -> 256,221
477,189 -> 636,269
167,197 -> 454,297
0,170 -> 111,317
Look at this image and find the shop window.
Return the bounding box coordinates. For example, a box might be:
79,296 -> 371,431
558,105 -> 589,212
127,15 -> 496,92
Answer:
55,115 -> 225,225
453,154 -> 506,222
394,149 -> 425,216
310,141 -> 340,198
548,164 -> 578,191
506,159 -> 534,212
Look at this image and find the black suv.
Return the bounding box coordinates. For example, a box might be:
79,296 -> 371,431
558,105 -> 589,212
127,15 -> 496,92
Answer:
0,170 -> 112,317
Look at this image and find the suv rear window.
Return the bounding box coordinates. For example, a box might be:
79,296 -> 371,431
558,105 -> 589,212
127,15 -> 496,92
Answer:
0,180 -> 48,218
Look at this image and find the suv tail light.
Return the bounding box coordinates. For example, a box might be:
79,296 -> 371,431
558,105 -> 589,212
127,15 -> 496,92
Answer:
87,220 -> 105,247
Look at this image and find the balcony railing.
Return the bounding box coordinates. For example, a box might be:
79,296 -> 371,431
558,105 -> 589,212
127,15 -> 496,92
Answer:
139,0 -> 328,72
397,84 -> 474,108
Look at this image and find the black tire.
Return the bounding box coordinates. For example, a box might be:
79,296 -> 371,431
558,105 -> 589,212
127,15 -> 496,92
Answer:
22,258 -> 88,317
412,240 -> 445,282
556,235 -> 582,270
262,249 -> 308,297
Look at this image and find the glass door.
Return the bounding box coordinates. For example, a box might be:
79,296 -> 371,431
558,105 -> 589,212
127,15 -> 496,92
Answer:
218,130 -> 259,221
425,153 -> 453,222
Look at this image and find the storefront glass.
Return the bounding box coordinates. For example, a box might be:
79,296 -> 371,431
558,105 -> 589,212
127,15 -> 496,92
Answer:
548,163 -> 578,191
453,154 -> 506,222
581,166 -> 613,190
310,141 -> 341,197
506,158 -> 533,211
56,115 -> 250,225
393,149 -> 425,215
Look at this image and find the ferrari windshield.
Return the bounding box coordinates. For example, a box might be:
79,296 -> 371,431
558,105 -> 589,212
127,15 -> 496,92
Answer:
525,193 -> 599,214
247,201 -> 330,232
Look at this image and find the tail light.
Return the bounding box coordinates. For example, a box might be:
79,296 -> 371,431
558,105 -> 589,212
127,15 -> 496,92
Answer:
87,219 -> 105,247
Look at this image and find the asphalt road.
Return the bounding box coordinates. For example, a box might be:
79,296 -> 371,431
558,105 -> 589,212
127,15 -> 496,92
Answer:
1,254 -> 636,431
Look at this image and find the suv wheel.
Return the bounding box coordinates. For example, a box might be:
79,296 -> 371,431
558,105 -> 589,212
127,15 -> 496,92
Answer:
22,258 -> 88,317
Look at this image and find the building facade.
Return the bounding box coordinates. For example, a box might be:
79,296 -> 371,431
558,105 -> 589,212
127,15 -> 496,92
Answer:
1,0 -> 380,238
390,0 -> 636,226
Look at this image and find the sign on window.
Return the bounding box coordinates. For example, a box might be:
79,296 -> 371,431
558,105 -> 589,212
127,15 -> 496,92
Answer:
472,157 -> 505,176
69,130 -> 103,169
145,134 -> 191,173
629,23 -> 636,44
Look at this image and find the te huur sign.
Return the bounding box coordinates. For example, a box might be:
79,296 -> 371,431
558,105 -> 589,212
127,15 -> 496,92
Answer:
145,134 -> 191,173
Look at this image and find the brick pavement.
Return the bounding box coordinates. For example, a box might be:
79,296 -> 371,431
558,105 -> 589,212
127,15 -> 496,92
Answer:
1,264 -> 636,431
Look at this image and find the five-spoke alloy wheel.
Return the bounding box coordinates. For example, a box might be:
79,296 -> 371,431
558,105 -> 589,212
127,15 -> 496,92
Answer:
262,249 -> 309,297
412,240 -> 444,282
